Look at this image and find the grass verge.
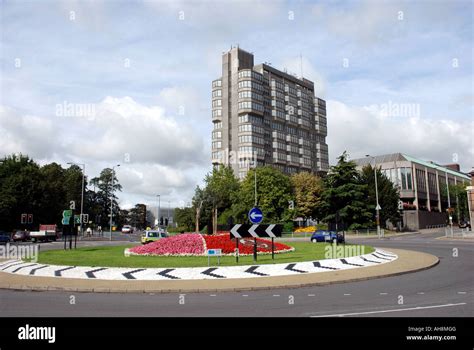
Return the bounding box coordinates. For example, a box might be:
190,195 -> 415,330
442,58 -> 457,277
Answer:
35,242 -> 374,268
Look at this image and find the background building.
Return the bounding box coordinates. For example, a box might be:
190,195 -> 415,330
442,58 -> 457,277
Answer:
211,47 -> 329,179
467,170 -> 474,230
353,153 -> 471,230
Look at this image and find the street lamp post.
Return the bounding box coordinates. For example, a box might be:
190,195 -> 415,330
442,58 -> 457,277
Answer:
109,164 -> 120,241
366,155 -> 381,238
67,162 -> 85,236
156,195 -> 161,228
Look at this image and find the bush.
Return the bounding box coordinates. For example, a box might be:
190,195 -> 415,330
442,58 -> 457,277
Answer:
282,221 -> 294,234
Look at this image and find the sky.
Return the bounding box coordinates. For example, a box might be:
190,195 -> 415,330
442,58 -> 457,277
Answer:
1,0 -> 473,210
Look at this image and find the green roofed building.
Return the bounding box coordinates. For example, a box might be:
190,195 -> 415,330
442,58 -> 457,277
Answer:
352,153 -> 471,230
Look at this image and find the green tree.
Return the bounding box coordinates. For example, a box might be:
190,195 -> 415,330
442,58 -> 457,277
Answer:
360,165 -> 400,228
204,166 -> 240,234
89,168 -> 122,229
40,163 -> 67,225
232,166 -> 292,223
0,154 -> 43,230
128,204 -> 147,229
449,183 -> 469,223
320,152 -> 372,230
174,206 -> 195,231
290,171 -> 323,220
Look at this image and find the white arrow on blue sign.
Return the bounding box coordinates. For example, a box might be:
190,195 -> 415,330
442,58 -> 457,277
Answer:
248,207 -> 263,224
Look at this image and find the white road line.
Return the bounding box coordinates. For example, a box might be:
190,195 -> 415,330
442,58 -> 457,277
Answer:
273,294 -> 280,297
417,292 -> 425,295
210,294 -> 217,297
457,292 -> 467,294
308,294 -> 315,297
242,294 -> 249,297
344,293 -> 351,296
311,303 -> 467,318
379,293 -> 388,295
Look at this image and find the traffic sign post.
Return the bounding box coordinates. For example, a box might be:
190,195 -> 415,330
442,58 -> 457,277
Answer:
230,224 -> 283,261
207,249 -> 222,266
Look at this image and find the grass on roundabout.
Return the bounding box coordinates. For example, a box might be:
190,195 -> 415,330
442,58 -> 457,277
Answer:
34,242 -> 375,268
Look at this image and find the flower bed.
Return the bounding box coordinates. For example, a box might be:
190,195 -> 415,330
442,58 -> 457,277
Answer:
127,233 -> 294,257
128,233 -> 205,256
203,234 -> 294,255
294,226 -> 316,233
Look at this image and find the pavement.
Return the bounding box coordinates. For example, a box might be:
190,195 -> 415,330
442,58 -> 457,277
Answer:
0,228 -> 471,317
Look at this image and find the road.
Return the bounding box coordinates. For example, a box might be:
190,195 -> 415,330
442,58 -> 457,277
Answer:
0,230 -> 472,317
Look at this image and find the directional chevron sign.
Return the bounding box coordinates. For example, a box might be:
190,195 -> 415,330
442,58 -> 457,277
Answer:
230,224 -> 283,238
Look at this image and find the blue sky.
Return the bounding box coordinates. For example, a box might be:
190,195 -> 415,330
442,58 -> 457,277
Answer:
1,0 -> 473,209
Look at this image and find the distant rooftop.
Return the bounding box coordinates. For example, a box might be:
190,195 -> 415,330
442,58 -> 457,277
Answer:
351,153 -> 470,180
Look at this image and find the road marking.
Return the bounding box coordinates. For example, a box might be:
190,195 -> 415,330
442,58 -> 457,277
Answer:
210,294 -> 217,297
344,293 -> 351,296
273,294 -> 280,297
457,292 -> 467,294
242,294 -> 249,297
417,292 -> 425,295
311,303 -> 467,317
379,293 -> 388,295
308,294 -> 315,297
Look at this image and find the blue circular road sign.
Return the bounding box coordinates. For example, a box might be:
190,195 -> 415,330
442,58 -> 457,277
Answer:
248,207 -> 263,224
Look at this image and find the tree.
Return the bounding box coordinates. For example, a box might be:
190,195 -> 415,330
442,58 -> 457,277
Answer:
40,163 -> 67,225
449,183 -> 469,223
320,152 -> 372,230
204,166 -> 240,234
360,165 -> 400,228
89,168 -> 122,229
0,155 -> 43,230
174,206 -> 195,231
232,166 -> 292,223
128,204 -> 147,229
290,171 -> 323,220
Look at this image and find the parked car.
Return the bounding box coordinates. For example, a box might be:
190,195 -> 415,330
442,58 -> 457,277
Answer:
122,225 -> 133,234
141,230 -> 168,244
0,231 -> 11,244
310,230 -> 344,244
12,230 -> 30,242
459,220 -> 471,229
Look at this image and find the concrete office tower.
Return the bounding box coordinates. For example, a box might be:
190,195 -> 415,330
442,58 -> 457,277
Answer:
211,47 -> 329,179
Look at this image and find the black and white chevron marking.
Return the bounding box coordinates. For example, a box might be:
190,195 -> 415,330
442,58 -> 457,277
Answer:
372,253 -> 391,261
285,263 -> 307,273
11,263 -> 38,273
157,268 -> 180,280
55,266 -> 76,277
29,265 -> 49,275
123,268 -> 146,280
360,256 -> 381,264
376,251 -> 396,258
1,249 -> 397,281
2,261 -> 25,270
85,268 -> 107,278
245,266 -> 269,276
313,261 -> 339,270
340,259 -> 363,267
201,268 -> 225,279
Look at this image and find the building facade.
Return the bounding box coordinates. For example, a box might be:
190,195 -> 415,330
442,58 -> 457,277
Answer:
211,47 -> 329,179
352,153 -> 471,230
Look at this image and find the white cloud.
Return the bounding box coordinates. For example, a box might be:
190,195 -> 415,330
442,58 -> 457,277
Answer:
327,100 -> 474,171
0,96 -> 209,206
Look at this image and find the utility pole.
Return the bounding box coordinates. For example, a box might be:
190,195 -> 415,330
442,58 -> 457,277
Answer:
109,164 -> 120,241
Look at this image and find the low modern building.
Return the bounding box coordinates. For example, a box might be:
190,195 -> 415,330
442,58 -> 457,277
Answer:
352,153 -> 471,230
211,46 -> 329,179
